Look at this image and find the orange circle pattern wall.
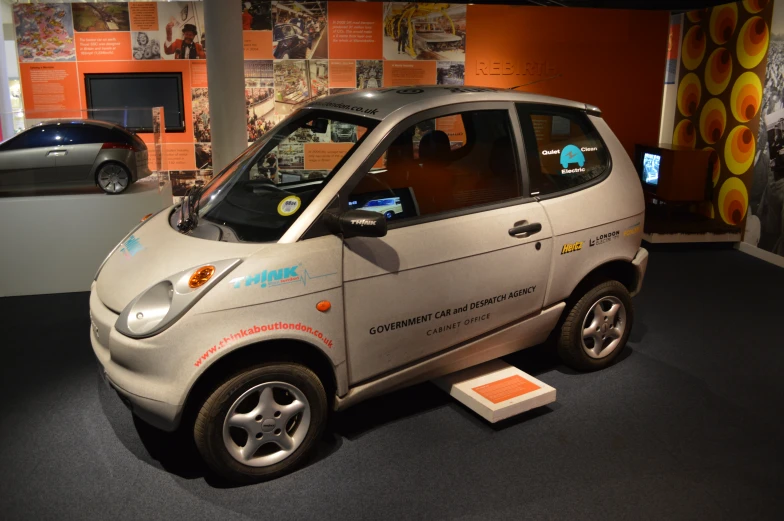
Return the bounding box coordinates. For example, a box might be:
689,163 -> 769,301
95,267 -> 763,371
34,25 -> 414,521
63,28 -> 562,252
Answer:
673,0 -> 773,227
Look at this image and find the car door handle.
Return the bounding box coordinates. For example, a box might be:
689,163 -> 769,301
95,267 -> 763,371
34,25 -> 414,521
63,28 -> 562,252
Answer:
47,150 -> 67,156
508,221 -> 542,238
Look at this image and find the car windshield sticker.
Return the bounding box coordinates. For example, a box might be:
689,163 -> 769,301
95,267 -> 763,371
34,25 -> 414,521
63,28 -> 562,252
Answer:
277,195 -> 301,217
560,145 -> 585,173
542,144 -> 600,175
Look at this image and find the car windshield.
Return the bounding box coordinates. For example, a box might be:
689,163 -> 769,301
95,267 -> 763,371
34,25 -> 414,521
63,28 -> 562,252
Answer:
191,110 -> 375,243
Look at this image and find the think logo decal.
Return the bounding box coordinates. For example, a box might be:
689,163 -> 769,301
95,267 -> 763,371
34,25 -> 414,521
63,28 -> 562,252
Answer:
120,234 -> 144,258
228,263 -> 336,289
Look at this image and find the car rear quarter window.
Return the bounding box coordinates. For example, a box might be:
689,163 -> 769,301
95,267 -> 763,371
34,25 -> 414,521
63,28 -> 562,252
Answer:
516,104 -> 609,198
66,124 -> 115,144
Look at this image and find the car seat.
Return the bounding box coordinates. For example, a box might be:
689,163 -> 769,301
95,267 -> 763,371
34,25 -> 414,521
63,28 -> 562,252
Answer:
453,136 -> 520,208
414,130 -> 454,215
351,128 -> 415,201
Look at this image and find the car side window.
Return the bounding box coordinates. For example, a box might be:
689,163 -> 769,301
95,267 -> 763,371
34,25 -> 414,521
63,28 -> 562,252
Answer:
0,125 -> 68,150
66,124 -> 113,144
348,109 -> 521,223
516,104 -> 609,197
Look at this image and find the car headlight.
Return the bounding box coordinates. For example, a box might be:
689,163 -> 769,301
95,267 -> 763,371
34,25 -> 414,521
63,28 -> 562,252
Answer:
115,258 -> 241,339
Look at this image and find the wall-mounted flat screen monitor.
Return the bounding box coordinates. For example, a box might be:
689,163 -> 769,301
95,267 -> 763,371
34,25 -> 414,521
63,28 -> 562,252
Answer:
84,73 -> 185,132
642,152 -> 660,186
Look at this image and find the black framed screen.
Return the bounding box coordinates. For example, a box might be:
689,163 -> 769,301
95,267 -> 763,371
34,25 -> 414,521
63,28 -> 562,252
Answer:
84,73 -> 185,132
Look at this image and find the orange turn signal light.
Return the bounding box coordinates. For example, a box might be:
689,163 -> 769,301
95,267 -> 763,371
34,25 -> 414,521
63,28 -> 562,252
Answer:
141,213 -> 153,222
189,265 -> 216,288
316,300 -> 331,312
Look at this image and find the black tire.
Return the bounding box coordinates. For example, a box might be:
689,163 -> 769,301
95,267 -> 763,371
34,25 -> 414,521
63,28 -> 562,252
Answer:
384,211 -> 394,219
194,363 -> 327,483
556,280 -> 634,372
95,162 -> 131,195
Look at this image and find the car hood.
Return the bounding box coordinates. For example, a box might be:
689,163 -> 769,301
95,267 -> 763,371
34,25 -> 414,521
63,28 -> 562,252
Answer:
96,208 -> 266,313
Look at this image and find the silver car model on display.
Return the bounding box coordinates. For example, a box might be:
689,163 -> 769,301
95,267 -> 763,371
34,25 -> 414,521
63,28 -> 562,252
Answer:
0,120 -> 151,195
90,86 -> 648,483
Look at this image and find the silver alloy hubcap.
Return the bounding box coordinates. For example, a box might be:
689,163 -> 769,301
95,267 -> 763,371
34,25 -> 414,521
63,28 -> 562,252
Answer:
581,296 -> 626,359
223,381 -> 310,467
98,165 -> 129,193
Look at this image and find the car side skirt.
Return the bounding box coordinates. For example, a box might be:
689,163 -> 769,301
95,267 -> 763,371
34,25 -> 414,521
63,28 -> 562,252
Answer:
333,302 -> 566,411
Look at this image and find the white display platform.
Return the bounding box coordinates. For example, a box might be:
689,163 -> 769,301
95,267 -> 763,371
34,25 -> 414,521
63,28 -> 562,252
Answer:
0,180 -> 172,297
434,359 -> 556,423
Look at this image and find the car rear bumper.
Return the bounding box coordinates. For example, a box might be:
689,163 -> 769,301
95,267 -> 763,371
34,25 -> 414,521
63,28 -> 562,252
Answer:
134,164 -> 153,182
630,247 -> 648,297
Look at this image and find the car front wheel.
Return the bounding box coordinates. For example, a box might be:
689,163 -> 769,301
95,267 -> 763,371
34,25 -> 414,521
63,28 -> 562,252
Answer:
194,363 -> 327,483
556,280 -> 633,372
96,163 -> 130,194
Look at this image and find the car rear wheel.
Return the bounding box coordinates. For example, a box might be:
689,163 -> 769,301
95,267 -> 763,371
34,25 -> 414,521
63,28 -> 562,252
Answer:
556,280 -> 633,372
96,163 -> 130,194
194,363 -> 327,483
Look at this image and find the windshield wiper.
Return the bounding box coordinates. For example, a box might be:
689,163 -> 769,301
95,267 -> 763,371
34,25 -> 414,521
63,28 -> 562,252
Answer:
177,186 -> 202,233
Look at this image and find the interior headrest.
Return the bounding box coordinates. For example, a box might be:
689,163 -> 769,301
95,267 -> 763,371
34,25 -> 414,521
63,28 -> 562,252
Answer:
419,130 -> 451,163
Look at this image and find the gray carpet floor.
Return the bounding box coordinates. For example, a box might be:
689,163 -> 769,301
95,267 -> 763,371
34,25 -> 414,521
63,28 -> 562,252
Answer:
1,246 -> 782,520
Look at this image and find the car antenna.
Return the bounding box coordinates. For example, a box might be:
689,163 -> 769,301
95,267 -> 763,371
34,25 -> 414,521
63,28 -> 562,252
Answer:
508,74 -> 563,91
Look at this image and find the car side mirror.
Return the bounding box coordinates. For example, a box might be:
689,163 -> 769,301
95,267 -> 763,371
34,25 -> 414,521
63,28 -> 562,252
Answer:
327,210 -> 387,239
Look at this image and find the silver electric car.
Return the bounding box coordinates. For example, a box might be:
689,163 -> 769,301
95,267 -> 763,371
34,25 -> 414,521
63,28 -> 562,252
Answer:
0,120 -> 151,195
90,86 -> 648,483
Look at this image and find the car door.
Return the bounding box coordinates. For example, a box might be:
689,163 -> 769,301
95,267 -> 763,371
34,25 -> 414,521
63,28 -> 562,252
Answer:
341,103 -> 554,384
51,124 -> 106,183
0,125 -> 60,189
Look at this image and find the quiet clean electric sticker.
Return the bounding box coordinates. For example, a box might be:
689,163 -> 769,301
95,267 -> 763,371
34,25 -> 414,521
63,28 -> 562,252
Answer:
277,195 -> 301,216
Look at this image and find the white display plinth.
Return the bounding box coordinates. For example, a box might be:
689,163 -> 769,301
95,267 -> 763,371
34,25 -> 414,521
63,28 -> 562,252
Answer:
0,180 -> 172,297
434,359 -> 556,423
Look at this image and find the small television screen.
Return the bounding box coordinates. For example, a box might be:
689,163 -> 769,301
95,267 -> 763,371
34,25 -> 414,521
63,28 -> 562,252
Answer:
642,152 -> 660,186
85,73 -> 185,132
348,188 -> 419,221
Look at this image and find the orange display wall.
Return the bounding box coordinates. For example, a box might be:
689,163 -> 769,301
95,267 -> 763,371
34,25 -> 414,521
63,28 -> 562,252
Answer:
12,1 -> 209,178
464,5 -> 669,159
11,1 -> 670,198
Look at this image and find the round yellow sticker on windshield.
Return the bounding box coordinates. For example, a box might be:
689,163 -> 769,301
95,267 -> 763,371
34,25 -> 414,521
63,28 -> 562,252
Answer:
277,195 -> 301,216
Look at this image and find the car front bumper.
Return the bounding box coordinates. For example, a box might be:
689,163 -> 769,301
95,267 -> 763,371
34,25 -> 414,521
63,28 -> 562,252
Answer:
630,247 -> 649,297
90,283 -> 183,432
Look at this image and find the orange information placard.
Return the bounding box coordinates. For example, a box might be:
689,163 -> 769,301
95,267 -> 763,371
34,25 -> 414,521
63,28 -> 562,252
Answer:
190,61 -> 208,88
243,31 -> 273,60
472,375 -> 540,404
76,32 -> 132,61
329,60 -> 356,88
328,2 -> 383,60
304,143 -> 353,170
19,62 -> 81,119
129,3 -> 159,31
162,143 -> 197,171
383,61 -> 437,87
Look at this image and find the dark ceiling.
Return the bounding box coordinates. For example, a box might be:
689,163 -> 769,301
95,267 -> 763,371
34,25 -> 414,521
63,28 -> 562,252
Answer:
361,0 -> 736,10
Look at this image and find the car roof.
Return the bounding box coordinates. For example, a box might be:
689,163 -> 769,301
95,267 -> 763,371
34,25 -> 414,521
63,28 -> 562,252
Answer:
30,119 -> 120,130
304,85 -> 600,121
